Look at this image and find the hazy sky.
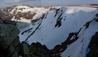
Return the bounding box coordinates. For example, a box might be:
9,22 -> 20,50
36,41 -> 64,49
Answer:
0,0 -> 98,7
1,0 -> 98,3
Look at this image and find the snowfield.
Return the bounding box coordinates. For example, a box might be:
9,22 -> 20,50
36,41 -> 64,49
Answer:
9,6 -> 98,57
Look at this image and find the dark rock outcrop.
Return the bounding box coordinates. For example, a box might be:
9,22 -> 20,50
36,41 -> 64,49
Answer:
0,20 -> 20,57
86,32 -> 98,57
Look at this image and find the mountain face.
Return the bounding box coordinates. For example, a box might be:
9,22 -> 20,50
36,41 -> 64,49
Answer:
0,5 -> 98,57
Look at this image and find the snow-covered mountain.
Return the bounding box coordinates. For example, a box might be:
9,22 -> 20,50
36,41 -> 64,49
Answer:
0,5 -> 98,57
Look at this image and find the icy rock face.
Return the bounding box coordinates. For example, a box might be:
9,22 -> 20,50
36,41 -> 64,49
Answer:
0,20 -> 20,57
86,32 -> 98,57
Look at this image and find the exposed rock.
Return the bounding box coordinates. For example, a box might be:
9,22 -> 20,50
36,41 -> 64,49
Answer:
86,32 -> 98,57
0,20 -> 20,57
20,41 -> 32,57
55,9 -> 63,28
14,12 -> 36,20
0,9 -> 13,20
95,13 -> 98,22
30,42 -> 50,57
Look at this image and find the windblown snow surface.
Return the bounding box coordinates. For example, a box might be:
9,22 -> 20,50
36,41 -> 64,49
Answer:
11,6 -> 98,57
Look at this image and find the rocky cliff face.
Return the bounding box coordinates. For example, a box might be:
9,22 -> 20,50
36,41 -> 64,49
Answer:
86,32 -> 98,57
0,20 -> 20,57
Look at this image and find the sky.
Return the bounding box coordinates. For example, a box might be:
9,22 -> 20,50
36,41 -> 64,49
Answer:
0,0 -> 98,7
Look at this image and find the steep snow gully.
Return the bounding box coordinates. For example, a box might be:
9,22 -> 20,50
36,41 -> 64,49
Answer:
1,5 -> 98,57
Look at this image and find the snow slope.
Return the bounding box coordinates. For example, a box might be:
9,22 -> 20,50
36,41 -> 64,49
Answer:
9,6 -> 98,57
